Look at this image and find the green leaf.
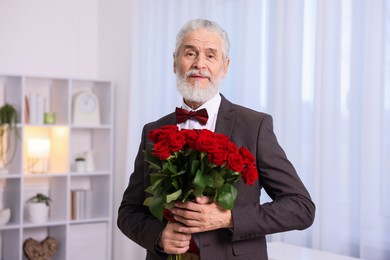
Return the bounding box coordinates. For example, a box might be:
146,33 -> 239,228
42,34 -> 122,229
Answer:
204,174 -> 214,188
166,189 -> 182,203
149,194 -> 164,221
143,196 -> 154,206
167,165 -> 177,174
147,164 -> 161,170
191,160 -> 200,175
145,173 -> 167,194
193,169 -> 206,188
217,184 -> 238,210
200,154 -> 207,173
171,178 -> 179,190
182,189 -> 194,201
193,185 -> 205,197
144,151 -> 162,169
149,177 -> 166,191
145,185 -> 155,195
211,170 -> 225,189
171,169 -> 186,177
149,172 -> 169,177
149,172 -> 168,184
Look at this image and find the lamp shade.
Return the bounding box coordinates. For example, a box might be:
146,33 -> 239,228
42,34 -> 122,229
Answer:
28,138 -> 51,158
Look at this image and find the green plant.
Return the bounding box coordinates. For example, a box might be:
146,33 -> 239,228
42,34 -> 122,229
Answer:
0,103 -> 19,167
0,103 -> 18,127
27,193 -> 51,206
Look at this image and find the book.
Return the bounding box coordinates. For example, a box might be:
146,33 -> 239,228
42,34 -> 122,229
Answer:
70,190 -> 90,220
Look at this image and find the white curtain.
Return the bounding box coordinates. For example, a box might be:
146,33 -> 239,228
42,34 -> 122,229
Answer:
125,0 -> 390,259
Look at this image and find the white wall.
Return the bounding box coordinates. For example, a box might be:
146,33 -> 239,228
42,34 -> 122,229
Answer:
0,1 -> 138,259
0,0 -> 99,77
97,1 -> 146,259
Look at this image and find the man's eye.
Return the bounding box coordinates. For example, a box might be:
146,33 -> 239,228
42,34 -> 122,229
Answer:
186,52 -> 196,57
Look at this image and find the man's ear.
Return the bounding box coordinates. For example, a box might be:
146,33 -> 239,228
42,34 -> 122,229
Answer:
222,58 -> 230,78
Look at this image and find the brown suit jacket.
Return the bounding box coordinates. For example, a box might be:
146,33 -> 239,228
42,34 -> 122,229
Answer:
118,94 -> 315,259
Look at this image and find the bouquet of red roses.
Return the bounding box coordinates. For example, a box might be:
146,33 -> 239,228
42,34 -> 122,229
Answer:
143,125 -> 258,221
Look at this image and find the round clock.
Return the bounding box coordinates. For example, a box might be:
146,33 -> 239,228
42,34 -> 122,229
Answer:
72,90 -> 101,125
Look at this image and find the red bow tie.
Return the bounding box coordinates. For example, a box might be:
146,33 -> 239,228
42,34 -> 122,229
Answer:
175,107 -> 209,125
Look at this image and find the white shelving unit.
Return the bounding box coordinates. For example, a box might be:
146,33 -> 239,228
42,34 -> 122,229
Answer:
0,74 -> 113,260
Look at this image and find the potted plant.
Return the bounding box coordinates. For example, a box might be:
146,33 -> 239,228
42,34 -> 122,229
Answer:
26,193 -> 51,223
75,157 -> 86,173
0,103 -> 18,174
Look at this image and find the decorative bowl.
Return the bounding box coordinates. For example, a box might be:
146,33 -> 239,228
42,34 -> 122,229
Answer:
0,208 -> 11,225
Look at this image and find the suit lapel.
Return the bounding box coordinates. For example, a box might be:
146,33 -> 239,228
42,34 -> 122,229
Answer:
215,95 -> 235,138
158,112 -> 177,126
166,113 -> 177,125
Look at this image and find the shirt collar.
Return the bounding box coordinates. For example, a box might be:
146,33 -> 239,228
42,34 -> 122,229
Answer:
181,93 -> 221,116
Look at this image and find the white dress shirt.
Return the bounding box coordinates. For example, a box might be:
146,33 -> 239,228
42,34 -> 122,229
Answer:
177,93 -> 221,132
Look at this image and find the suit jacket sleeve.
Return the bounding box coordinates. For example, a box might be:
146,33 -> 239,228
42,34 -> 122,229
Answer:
117,124 -> 167,258
231,114 -> 315,241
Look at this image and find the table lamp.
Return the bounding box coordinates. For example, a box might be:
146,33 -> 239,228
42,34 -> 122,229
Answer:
27,138 -> 51,173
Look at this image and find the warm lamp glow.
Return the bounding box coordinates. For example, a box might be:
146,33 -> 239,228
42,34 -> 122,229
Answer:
52,126 -> 68,137
28,139 -> 51,158
27,138 -> 51,173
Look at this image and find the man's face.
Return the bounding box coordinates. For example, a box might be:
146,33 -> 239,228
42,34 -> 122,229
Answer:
174,28 -> 230,90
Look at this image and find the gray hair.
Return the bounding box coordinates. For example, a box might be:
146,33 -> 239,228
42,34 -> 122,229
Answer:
174,19 -> 230,61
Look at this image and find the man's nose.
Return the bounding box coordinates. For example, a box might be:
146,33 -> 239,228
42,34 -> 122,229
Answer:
192,54 -> 207,69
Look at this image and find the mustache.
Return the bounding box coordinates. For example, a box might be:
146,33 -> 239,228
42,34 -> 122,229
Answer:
183,69 -> 212,79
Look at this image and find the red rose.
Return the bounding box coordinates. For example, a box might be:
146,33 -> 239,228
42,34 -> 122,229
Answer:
166,132 -> 186,152
152,140 -> 171,160
182,129 -> 200,150
226,141 -> 239,154
147,125 -> 179,143
147,128 -> 161,143
239,147 -> 255,164
226,153 -> 244,172
196,130 -> 216,153
159,125 -> 179,138
207,147 -> 228,166
242,163 -> 258,186
214,133 -> 230,149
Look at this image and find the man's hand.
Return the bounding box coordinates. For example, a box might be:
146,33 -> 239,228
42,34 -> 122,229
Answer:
158,222 -> 192,255
171,196 -> 233,234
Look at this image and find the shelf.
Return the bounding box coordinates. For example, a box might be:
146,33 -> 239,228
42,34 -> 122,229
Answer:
70,171 -> 109,176
22,220 -> 67,228
23,225 -> 67,259
0,174 -> 21,179
70,217 -> 110,225
1,229 -> 21,260
0,74 -> 113,260
68,222 -> 109,260
0,224 -> 20,230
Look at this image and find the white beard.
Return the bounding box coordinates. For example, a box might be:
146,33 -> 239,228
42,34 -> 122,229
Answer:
176,69 -> 223,103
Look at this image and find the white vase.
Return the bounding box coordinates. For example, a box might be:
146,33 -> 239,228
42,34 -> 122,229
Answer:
28,203 -> 49,223
84,150 -> 95,172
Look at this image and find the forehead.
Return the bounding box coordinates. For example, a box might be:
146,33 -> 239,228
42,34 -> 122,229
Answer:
181,28 -> 223,51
